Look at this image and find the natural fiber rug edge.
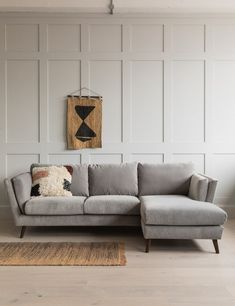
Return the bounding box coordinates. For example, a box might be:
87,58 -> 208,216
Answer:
0,242 -> 127,266
119,242 -> 127,266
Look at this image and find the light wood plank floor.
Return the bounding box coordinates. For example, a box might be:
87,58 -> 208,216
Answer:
0,219 -> 235,306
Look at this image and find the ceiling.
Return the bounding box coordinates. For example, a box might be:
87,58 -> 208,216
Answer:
0,0 -> 235,14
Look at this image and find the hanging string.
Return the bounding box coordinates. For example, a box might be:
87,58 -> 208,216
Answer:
68,87 -> 102,101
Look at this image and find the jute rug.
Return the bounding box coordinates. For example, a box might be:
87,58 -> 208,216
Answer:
0,242 -> 126,266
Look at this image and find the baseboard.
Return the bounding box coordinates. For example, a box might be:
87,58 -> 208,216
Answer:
0,204 -> 235,221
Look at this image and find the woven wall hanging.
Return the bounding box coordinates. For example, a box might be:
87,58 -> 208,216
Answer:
67,88 -> 102,149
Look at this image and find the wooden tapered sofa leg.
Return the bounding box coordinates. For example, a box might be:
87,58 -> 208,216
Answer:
145,239 -> 151,253
213,239 -> 220,254
19,226 -> 26,239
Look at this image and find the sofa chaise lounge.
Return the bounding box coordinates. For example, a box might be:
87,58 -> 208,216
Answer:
5,162 -> 227,253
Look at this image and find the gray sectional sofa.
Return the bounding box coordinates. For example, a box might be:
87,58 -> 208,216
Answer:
5,162 -> 227,253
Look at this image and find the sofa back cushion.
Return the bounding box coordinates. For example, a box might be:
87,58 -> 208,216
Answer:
71,164 -> 89,196
89,163 -> 138,196
31,163 -> 89,197
138,163 -> 194,196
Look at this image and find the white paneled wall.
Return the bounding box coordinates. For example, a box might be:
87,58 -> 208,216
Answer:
131,60 -> 163,143
1,14 -> 235,212
89,60 -> 122,143
171,60 -> 205,143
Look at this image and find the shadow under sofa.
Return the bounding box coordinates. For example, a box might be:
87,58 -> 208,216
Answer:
5,162 -> 227,253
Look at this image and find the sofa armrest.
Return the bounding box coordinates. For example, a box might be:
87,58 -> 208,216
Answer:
4,178 -> 23,225
199,174 -> 218,203
11,172 -> 32,213
188,173 -> 209,202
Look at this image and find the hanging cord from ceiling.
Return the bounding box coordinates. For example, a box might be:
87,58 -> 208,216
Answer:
109,0 -> 114,14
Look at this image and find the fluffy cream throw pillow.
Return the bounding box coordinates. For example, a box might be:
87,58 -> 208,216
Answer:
31,165 -> 73,197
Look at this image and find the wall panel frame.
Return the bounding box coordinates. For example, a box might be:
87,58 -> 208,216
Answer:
0,13 -> 235,214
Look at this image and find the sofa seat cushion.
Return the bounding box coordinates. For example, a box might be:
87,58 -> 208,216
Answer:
24,196 -> 86,215
84,195 -> 140,215
140,195 -> 227,226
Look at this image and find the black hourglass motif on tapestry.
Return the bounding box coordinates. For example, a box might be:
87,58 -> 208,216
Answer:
75,105 -> 96,142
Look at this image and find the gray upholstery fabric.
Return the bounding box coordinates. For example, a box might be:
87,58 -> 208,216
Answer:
138,163 -> 194,196
16,214 -> 140,227
24,196 -> 86,216
141,221 -> 224,240
70,164 -> 89,196
140,195 -> 227,226
188,174 -> 208,201
89,163 -> 138,195
12,172 -> 32,213
84,195 -> 140,215
4,178 -> 22,224
200,174 -> 218,203
6,163 -> 224,244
